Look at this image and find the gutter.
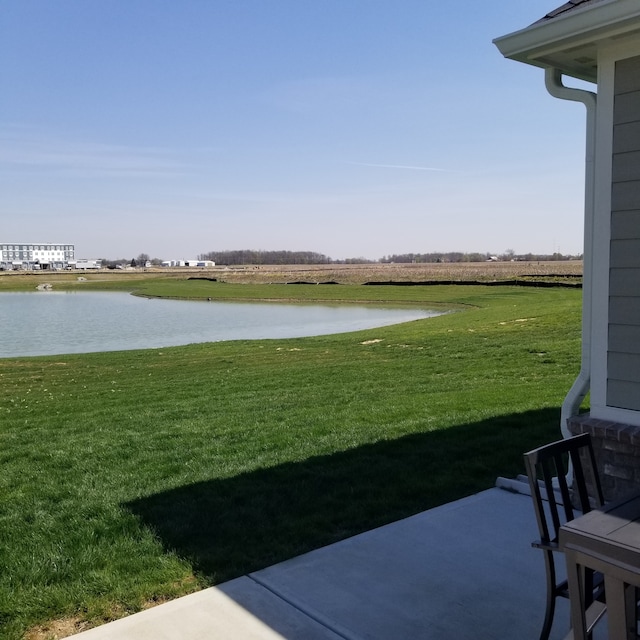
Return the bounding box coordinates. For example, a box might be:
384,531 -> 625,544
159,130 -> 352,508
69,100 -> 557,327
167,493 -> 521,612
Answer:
493,0 -> 640,65
544,68 -> 597,440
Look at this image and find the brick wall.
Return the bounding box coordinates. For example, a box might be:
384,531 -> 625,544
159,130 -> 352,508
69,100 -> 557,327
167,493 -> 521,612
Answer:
568,414 -> 640,502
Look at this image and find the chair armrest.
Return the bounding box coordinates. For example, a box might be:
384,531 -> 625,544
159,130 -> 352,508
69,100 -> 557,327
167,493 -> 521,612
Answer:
532,540 -> 559,552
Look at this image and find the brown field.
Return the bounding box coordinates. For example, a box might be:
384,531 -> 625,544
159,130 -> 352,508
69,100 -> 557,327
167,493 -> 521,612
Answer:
0,260 -> 583,288
211,260 -> 583,285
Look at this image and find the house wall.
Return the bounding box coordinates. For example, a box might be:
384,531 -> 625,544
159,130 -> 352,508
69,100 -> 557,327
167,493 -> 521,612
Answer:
608,54 -> 640,412
569,45 -> 640,501
568,414 -> 640,502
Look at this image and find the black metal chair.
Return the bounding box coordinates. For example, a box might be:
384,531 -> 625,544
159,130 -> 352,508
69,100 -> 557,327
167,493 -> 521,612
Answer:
524,433 -> 606,640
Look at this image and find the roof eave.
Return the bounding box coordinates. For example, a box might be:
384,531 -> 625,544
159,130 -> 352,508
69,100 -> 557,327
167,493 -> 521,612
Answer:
493,0 -> 640,82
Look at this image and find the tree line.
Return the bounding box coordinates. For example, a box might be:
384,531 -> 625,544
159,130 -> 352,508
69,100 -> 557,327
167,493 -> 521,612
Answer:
97,249 -> 582,268
197,250 -> 333,265
197,249 -> 581,265
380,251 -> 581,263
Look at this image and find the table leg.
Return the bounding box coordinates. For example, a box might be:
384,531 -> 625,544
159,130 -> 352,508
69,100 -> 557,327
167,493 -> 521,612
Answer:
565,549 -> 588,639
604,574 -> 629,639
624,585 -> 637,640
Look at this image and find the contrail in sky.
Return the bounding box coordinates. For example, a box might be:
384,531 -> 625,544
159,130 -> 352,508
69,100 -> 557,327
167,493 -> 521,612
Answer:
347,161 -> 448,172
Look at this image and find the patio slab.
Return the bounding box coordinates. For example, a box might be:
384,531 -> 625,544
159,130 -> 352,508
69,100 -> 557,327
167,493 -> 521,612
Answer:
69,486 -> 589,639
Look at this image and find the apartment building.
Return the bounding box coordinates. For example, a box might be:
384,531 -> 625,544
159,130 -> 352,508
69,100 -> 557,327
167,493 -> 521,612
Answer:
0,243 -> 75,270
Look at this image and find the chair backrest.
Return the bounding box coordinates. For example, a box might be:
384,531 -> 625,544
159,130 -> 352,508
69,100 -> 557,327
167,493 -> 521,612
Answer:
523,433 -> 604,547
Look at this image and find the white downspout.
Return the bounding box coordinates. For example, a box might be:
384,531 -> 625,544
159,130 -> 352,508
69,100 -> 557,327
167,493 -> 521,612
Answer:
544,68 -> 597,440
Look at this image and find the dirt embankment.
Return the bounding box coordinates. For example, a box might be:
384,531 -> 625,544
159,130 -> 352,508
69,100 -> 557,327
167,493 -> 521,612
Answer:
207,261 -> 583,286
0,261 -> 583,287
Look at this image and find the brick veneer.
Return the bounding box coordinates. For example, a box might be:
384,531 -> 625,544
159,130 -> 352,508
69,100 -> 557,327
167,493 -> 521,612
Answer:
568,414 -> 640,502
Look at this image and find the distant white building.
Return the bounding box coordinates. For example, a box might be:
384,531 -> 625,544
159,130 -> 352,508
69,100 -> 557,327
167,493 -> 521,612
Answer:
0,242 -> 75,270
161,259 -> 215,267
186,259 -> 215,267
74,259 -> 102,270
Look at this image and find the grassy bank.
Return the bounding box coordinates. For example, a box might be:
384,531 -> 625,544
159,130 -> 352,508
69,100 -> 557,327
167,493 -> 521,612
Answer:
0,283 -> 583,639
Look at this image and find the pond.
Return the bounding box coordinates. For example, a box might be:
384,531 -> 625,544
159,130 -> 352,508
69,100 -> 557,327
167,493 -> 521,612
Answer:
0,291 -> 441,358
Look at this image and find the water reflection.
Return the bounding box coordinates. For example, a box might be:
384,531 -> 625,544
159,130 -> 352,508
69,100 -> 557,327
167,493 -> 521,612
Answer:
0,291 -> 440,357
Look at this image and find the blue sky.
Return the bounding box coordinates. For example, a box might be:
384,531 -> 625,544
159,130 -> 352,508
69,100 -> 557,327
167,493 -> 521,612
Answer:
1,1 -> 590,261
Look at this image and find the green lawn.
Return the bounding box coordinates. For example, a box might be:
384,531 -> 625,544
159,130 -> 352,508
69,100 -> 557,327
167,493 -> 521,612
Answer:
0,282 -> 583,639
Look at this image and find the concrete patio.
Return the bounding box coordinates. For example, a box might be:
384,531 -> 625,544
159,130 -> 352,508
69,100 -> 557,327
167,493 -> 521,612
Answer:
69,485 -> 599,640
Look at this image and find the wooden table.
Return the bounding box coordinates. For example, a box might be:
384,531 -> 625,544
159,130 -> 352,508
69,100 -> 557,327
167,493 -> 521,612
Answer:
560,493 -> 640,639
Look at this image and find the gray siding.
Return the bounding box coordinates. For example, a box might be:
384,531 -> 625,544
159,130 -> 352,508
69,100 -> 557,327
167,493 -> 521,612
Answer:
608,55 -> 640,410
608,324 -> 640,355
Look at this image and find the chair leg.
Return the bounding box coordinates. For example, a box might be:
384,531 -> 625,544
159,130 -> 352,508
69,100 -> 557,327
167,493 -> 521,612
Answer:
539,551 -> 558,640
539,590 -> 556,640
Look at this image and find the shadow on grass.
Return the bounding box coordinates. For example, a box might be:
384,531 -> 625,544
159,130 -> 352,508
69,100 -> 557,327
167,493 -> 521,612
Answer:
125,408 -> 558,584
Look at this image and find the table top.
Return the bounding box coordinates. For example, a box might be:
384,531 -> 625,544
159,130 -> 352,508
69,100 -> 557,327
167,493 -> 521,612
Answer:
560,493 -> 640,571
